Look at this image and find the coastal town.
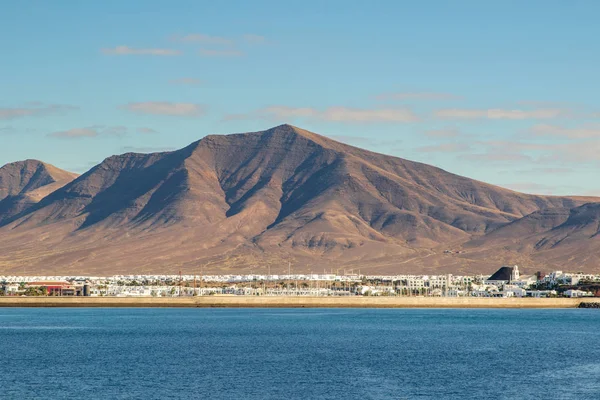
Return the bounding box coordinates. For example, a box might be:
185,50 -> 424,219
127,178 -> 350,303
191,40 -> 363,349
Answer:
1,266 -> 599,299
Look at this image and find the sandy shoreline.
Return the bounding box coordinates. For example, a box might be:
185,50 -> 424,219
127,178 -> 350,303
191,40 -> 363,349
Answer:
0,296 -> 597,308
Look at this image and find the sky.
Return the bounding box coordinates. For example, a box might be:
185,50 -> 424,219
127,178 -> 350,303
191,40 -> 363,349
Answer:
2,0 -> 600,195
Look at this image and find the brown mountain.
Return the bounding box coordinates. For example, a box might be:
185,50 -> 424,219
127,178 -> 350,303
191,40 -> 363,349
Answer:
465,203 -> 600,271
0,160 -> 78,224
0,125 -> 597,275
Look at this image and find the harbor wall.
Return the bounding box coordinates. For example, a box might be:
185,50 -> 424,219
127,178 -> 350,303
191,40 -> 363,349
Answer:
0,296 -> 595,308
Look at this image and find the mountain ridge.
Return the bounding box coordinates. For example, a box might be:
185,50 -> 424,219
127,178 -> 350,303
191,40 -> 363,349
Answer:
0,124 -> 598,275
0,159 -> 78,224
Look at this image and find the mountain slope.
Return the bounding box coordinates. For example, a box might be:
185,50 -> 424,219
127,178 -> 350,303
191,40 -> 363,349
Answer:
464,203 -> 600,269
0,160 -> 78,223
0,125 -> 597,274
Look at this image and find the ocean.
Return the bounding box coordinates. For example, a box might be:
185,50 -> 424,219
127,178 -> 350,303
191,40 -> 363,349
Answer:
0,308 -> 598,399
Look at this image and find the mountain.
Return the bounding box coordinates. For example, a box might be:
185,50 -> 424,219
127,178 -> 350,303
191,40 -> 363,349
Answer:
0,160 -> 78,223
0,125 -> 598,275
465,203 -> 600,271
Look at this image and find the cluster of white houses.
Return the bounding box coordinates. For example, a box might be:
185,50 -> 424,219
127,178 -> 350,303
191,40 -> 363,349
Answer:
1,266 -> 598,297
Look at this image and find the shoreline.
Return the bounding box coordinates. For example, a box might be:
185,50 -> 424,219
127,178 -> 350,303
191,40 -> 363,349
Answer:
0,296 -> 596,308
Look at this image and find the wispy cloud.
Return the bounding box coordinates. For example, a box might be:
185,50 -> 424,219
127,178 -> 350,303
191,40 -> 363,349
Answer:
101,46 -> 181,56
508,167 -> 575,175
325,135 -> 403,148
423,128 -> 461,138
137,127 -> 158,134
498,182 -> 583,195
0,103 -> 78,120
199,48 -> 244,57
48,125 -> 128,139
120,102 -> 205,116
172,33 -> 266,58
536,141 -> 600,164
435,108 -> 568,120
527,123 -> 600,139
226,106 -> 419,123
376,92 -> 461,101
316,107 -> 418,123
460,152 -> 534,163
460,137 -> 600,167
500,182 -> 557,194
169,78 -> 202,85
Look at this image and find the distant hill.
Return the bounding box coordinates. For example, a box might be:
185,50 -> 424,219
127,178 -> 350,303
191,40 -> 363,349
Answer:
465,203 -> 600,271
0,125 -> 598,275
0,160 -> 78,224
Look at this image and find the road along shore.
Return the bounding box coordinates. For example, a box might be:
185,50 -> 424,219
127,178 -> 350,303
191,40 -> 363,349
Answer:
0,296 -> 597,308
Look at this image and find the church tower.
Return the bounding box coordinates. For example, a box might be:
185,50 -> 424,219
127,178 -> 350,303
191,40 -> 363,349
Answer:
511,265 -> 520,282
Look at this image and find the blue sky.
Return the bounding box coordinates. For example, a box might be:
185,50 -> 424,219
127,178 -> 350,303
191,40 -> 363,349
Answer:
2,0 -> 600,195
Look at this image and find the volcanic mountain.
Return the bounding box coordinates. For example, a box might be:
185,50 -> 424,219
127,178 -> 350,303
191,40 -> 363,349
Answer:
0,160 -> 78,224
465,203 -> 600,271
0,125 -> 598,275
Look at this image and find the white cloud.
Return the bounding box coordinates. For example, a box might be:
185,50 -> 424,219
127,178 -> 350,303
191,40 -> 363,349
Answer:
376,92 -> 461,101
245,106 -> 419,123
101,46 -> 181,56
435,108 -> 568,120
0,103 -> 78,120
121,102 -> 205,116
199,48 -> 244,57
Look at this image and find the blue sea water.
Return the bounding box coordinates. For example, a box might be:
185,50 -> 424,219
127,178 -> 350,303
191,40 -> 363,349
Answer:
0,308 -> 599,399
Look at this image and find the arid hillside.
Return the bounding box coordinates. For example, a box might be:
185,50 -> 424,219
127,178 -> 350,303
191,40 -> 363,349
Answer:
0,125 -> 598,275
0,160 -> 78,224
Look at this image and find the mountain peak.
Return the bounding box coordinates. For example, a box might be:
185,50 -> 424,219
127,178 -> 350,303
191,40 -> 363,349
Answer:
0,159 -> 77,200
195,124 -> 342,153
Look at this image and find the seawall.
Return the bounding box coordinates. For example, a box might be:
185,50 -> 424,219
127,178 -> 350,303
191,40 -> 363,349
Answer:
0,296 -> 595,308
